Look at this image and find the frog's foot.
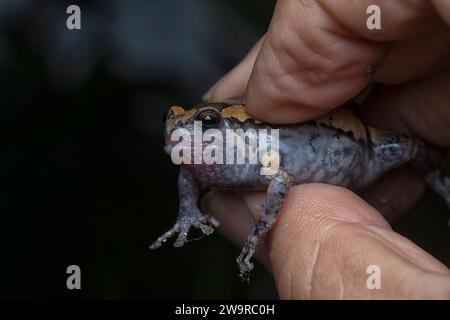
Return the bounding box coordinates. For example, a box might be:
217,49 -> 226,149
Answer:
236,239 -> 257,282
150,213 -> 219,250
173,213 -> 217,248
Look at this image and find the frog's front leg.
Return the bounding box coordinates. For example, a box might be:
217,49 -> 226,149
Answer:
237,168 -> 293,281
150,167 -> 217,249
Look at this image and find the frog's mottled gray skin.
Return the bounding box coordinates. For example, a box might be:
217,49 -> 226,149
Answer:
150,98 -> 450,280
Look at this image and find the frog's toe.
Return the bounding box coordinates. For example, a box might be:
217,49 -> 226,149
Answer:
173,214 -> 217,247
238,261 -> 253,283
173,230 -> 188,248
149,222 -> 180,250
239,270 -> 251,283
196,222 -> 214,236
151,213 -> 219,249
236,242 -> 256,281
194,216 -> 216,235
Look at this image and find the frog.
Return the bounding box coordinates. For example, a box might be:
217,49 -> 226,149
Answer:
150,97 -> 450,281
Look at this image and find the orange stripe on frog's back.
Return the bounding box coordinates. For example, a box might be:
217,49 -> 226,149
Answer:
315,108 -> 367,141
171,106 -> 197,123
220,105 -> 262,123
165,105 -> 197,134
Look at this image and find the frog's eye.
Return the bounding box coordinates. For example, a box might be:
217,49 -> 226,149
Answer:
194,109 -> 222,128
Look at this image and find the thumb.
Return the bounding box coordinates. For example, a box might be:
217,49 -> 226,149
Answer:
202,184 -> 450,299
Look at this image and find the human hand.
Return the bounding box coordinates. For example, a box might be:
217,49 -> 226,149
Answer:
202,0 -> 450,299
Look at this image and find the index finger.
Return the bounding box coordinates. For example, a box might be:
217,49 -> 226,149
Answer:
209,0 -> 448,123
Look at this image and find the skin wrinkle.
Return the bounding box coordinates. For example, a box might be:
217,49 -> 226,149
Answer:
254,34 -> 382,117
273,236 -> 294,298
273,187 -> 375,298
320,0 -> 438,42
314,223 -> 345,299
318,0 -> 371,39
250,42 -> 281,107
264,62 -> 283,106
327,225 -> 415,299
306,221 -> 355,299
303,240 -> 321,300
297,227 -> 322,298
266,192 -> 303,298
315,0 -> 377,41
277,35 -> 333,85
269,207 -> 296,293
336,261 -> 345,300
281,248 -> 294,300
286,12 -> 335,69
391,267 -> 420,299
273,6 -> 358,88
291,185 -> 389,228
277,48 -> 368,88
313,0 -> 392,93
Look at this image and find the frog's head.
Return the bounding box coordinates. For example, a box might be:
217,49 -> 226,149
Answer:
163,98 -> 261,156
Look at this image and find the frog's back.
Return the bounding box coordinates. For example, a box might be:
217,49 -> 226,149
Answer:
278,108 -> 372,190
279,107 -> 422,191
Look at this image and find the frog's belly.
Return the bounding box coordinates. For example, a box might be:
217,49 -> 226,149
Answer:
280,126 -> 371,191
185,163 -> 265,189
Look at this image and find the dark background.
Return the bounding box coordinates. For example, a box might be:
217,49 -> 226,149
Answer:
0,0 -> 449,299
